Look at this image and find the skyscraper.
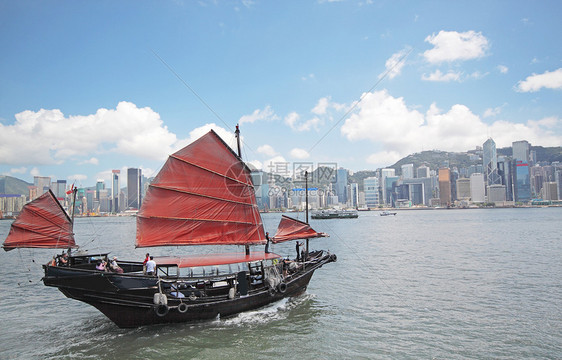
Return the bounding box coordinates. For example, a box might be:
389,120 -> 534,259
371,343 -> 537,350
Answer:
127,168 -> 142,210
381,168 -> 395,205
335,168 -> 348,205
470,173 -> 485,203
401,164 -> 414,179
363,177 -> 379,209
111,170 -> 120,213
512,140 -> 530,163
483,138 -> 502,189
438,168 -> 451,206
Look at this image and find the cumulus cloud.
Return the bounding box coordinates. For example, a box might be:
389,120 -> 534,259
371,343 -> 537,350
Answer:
257,144 -> 277,157
423,30 -> 489,64
515,68 -> 562,92
284,112 -> 322,132
0,101 -> 178,166
79,157 -> 99,165
497,65 -> 509,74
239,105 -> 278,124
421,69 -> 461,82
380,47 -> 411,79
340,90 -> 562,165
290,148 -> 310,159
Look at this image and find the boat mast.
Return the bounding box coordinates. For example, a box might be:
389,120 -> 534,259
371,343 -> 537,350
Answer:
235,124 -> 250,256
305,171 -> 309,263
71,186 -> 78,226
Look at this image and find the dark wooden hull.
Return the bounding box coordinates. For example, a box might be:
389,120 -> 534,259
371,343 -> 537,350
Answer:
43,252 -> 336,328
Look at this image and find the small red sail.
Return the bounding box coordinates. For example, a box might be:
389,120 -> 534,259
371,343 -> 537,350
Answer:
272,215 -> 328,243
2,190 -> 76,251
136,130 -> 266,247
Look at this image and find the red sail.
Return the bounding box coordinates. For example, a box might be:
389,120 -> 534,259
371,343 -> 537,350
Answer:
136,130 -> 266,247
2,190 -> 76,251
272,215 -> 328,243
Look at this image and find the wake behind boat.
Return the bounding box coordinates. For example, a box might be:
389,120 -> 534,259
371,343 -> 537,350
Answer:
3,127 -> 336,328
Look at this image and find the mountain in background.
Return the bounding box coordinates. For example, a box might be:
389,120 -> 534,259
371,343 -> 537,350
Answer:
0,176 -> 32,196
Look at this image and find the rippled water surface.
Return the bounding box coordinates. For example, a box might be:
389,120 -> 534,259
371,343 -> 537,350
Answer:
1,208 -> 561,359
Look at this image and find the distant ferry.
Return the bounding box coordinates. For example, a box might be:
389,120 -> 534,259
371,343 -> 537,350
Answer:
311,209 -> 359,219
380,211 -> 397,216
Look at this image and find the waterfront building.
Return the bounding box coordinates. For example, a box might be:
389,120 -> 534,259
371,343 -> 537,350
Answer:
335,168 -> 348,206
438,168 -> 451,206
384,176 -> 399,207
456,178 -> 471,200
127,168 -> 142,209
497,156 -> 513,201
417,165 -> 430,178
111,170 -> 120,213
55,180 -> 67,200
488,184 -> 507,203
401,164 -> 414,179
542,182 -> 558,201
514,161 -> 531,203
33,176 -> 51,198
512,140 -> 530,163
483,138 -> 502,190
470,173 -> 485,203
381,168 -> 396,205
348,183 -> 359,208
401,178 -> 432,206
363,177 -> 379,209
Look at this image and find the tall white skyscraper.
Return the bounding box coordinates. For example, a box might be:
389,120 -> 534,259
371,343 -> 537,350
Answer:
401,164 -> 414,179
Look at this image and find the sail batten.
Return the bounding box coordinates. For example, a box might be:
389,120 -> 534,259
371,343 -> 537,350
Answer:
2,189 -> 76,251
136,130 -> 266,247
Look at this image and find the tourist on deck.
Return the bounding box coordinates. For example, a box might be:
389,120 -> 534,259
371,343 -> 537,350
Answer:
265,232 -> 271,253
110,256 -> 124,273
96,260 -> 106,271
295,241 -> 302,262
145,256 -> 157,276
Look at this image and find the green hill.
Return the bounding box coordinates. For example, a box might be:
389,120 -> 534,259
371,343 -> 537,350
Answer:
0,176 -> 32,196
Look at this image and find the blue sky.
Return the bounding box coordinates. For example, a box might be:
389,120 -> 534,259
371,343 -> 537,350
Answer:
1,0 -> 561,186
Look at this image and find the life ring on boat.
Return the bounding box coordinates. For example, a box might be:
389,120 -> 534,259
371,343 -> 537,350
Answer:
155,304 -> 169,317
177,302 -> 188,314
268,286 -> 276,296
277,281 -> 287,293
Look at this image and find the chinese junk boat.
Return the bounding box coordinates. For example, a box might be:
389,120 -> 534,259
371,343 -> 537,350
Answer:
2,128 -> 336,328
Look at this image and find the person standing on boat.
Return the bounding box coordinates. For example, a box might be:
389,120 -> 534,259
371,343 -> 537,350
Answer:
296,241 -> 302,262
142,253 -> 150,274
265,232 -> 271,253
145,256 -> 157,276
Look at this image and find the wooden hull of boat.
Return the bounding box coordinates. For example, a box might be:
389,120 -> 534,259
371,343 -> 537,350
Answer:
43,253 -> 336,328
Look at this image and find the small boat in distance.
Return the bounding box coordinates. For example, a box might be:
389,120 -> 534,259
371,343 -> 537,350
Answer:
380,211 -> 397,216
3,127 -> 336,328
311,209 -> 359,219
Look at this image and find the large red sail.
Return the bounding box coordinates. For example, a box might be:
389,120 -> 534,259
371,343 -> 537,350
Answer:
136,130 -> 266,247
2,190 -> 76,251
272,215 -> 328,243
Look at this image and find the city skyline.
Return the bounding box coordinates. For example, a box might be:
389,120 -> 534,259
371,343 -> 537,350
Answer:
1,1 -> 561,185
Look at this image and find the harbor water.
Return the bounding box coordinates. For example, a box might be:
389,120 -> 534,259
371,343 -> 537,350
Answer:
0,208 -> 561,359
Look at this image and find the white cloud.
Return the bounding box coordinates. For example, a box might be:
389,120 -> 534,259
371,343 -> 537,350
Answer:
421,69 -> 461,82
311,97 -> 331,115
380,47 -> 411,79
257,144 -> 277,157
340,90 -> 562,163
497,65 -> 509,74
30,167 -> 40,176
290,148 -> 310,159
366,151 -> 402,168
284,112 -> 322,132
0,102 -> 178,166
239,105 -> 278,124
515,68 -> 562,92
483,106 -> 503,118
67,174 -> 87,182
79,157 -> 99,165
9,167 -> 27,174
423,30 -> 489,64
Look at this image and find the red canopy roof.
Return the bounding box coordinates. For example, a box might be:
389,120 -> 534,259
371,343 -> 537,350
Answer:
155,252 -> 280,268
272,215 -> 328,243
2,190 -> 76,251
136,130 -> 266,247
